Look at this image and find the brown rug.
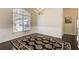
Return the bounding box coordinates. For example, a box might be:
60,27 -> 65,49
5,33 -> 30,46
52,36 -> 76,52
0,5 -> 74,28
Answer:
11,33 -> 71,50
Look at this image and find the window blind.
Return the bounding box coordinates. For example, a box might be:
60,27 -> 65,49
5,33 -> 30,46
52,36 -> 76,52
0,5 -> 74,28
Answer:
13,8 -> 31,32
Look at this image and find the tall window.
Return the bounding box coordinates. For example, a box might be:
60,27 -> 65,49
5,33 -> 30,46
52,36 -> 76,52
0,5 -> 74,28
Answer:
13,8 -> 31,32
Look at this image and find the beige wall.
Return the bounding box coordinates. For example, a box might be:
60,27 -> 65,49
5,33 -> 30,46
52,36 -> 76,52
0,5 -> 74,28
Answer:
26,8 -> 37,32
1,8 -> 74,43
24,8 -> 37,27
0,8 -> 13,29
63,8 -> 78,35
37,8 -> 63,38
0,8 -> 37,43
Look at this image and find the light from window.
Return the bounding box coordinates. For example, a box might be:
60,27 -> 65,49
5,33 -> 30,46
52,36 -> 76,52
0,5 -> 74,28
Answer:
13,8 -> 31,32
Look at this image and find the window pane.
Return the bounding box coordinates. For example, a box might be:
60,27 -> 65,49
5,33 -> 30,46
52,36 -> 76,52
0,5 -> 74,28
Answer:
13,8 -> 31,32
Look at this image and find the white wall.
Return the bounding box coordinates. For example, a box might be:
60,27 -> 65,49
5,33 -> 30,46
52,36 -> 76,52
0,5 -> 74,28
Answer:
37,8 -> 63,38
0,27 -> 36,43
0,8 -> 36,43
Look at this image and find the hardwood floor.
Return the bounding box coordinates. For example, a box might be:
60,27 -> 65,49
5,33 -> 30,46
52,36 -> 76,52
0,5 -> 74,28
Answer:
0,41 -> 13,50
62,34 -> 78,50
0,34 -> 78,50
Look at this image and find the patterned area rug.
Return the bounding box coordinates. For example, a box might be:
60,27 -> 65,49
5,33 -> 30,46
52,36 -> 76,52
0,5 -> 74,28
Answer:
11,33 -> 71,50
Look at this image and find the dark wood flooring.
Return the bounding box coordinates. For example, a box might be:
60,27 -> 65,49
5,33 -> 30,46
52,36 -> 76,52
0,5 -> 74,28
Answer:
0,34 -> 78,50
0,41 -> 13,50
62,34 -> 78,50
